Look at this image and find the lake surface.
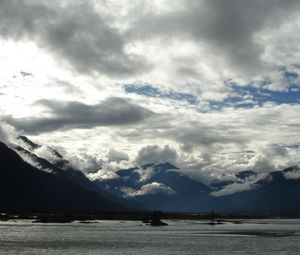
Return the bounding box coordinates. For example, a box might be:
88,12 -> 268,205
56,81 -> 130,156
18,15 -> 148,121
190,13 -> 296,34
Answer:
0,219 -> 300,254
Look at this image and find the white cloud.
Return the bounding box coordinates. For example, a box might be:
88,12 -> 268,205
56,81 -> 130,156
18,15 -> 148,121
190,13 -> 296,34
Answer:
33,145 -> 62,164
107,149 -> 129,163
0,122 -> 19,145
284,167 -> 300,180
134,166 -> 156,182
211,182 -> 257,197
87,166 -> 120,181
121,182 -> 176,197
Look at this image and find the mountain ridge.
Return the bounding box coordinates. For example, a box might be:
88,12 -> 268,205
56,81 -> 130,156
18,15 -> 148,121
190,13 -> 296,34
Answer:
0,141 -> 127,212
13,138 -> 146,211
97,161 -> 300,213
1,135 -> 300,213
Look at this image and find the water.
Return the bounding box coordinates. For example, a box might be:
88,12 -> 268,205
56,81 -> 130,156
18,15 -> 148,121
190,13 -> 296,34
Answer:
0,219 -> 300,254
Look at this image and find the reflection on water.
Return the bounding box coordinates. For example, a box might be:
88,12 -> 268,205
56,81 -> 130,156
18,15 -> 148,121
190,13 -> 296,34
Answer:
0,219 -> 300,255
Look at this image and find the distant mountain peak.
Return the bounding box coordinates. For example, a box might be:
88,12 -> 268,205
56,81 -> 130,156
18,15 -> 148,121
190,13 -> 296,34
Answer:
140,162 -> 178,171
154,162 -> 178,170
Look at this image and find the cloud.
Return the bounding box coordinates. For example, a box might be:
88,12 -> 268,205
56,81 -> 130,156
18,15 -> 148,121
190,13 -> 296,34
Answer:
33,145 -> 64,164
0,122 -> 19,145
134,166 -> 156,182
88,167 -> 120,181
1,0 -> 299,192
211,181 -> 257,197
284,167 -> 300,180
130,0 -> 300,79
107,149 -> 129,163
67,154 -> 104,173
0,0 -> 148,77
2,0 -> 299,88
114,103 -> 300,180
124,84 -> 198,105
211,167 -> 280,197
121,182 -> 176,197
4,97 -> 154,133
0,125 -> 9,144
136,145 -> 178,165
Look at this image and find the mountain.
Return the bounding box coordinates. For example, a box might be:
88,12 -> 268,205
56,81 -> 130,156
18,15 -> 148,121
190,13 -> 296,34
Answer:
14,137 -> 145,211
95,162 -> 214,212
17,135 -> 69,168
97,162 -> 300,213
0,141 -> 126,212
214,167 -> 300,213
4,135 -> 300,213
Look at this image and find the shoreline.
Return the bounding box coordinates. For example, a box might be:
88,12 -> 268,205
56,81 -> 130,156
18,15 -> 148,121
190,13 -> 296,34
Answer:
1,211 -> 300,223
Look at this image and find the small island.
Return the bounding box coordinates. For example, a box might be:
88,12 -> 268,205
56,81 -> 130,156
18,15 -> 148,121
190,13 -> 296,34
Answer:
145,211 -> 168,226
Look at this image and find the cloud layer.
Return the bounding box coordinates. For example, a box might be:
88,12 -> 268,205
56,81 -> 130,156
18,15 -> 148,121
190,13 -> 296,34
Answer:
0,0 -> 147,77
0,0 -> 299,189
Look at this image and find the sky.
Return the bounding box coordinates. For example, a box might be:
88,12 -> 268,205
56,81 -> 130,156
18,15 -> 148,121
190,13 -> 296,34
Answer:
0,0 -> 300,182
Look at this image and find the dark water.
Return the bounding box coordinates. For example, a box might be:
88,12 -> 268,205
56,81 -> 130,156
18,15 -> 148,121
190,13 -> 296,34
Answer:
0,219 -> 300,254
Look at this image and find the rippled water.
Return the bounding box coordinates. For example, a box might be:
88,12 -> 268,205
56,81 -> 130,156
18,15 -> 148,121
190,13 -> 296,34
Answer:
0,219 -> 300,254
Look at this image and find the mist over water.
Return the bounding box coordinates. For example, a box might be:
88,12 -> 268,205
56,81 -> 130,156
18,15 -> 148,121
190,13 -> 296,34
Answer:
0,219 -> 300,255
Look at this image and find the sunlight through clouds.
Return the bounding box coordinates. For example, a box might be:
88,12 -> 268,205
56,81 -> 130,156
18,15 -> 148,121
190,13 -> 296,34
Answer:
0,0 -> 300,185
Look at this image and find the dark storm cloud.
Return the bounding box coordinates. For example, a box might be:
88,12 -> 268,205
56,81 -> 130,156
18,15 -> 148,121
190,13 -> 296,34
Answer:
0,0 -> 147,77
4,97 -> 154,133
130,0 -> 300,76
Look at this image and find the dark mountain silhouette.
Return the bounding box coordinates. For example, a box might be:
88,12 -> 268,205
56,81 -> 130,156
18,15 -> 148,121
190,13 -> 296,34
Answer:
0,141 -> 126,212
96,162 -> 214,212
2,135 -> 300,213
13,138 -> 145,211
98,162 -> 300,213
217,168 -> 300,212
213,167 -> 300,213
142,163 -> 212,211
